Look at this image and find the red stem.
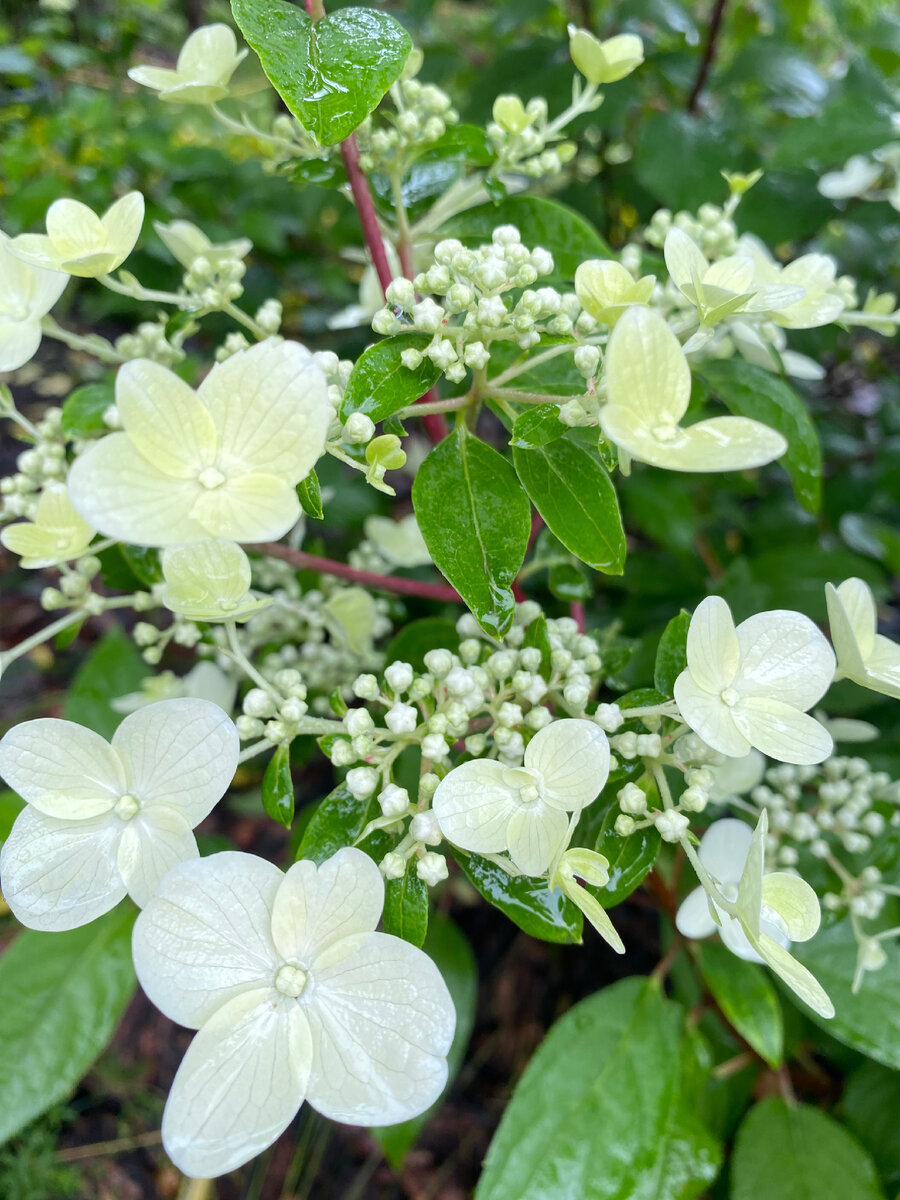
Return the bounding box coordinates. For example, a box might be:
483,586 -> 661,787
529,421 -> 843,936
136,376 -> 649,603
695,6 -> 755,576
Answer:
570,601 -> 586,633
256,542 -> 462,603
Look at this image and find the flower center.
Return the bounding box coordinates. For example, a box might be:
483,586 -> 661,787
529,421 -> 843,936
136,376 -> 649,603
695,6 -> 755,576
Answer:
114,793 -> 141,820
518,783 -> 541,805
274,964 -> 308,998
197,466 -> 226,489
719,687 -> 740,707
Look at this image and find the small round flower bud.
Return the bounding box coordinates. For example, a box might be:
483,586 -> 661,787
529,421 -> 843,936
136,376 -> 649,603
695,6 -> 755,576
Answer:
352,673 -> 380,700
344,708 -> 375,736
445,667 -> 475,695
346,766 -> 379,799
410,810 -> 442,844
385,702 -> 418,735
614,731 -> 639,759
419,772 -> 440,800
424,648 -> 453,678
344,413 -> 376,444
636,733 -> 662,758
680,786 -> 708,813
236,715 -> 264,739
594,703 -> 624,732
330,739 -> 356,767
422,733 -> 450,760
618,783 -> 647,815
525,706 -> 552,730
380,852 -> 407,880
465,733 -> 487,755
280,698 -> 307,724
378,783 -> 410,817
614,814 -> 636,836
385,661 -> 414,692
385,278 -> 416,309
417,851 -> 449,886
655,810 -> 690,842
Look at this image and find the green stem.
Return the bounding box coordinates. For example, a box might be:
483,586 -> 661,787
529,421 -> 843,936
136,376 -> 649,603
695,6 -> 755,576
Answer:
222,300 -> 267,340
223,620 -> 282,702
0,595 -> 138,672
98,273 -> 190,308
41,316 -> 126,364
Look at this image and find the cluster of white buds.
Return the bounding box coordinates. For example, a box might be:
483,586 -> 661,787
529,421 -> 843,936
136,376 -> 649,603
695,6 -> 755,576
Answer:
373,228 -> 564,381
356,54 -> 459,173
214,331 -> 251,362
645,204 -> 739,259
236,668 -> 311,745
612,763 -> 713,840
487,94 -> 578,179
115,319 -> 184,367
183,254 -> 246,309
0,411 -> 67,521
310,349 -> 354,419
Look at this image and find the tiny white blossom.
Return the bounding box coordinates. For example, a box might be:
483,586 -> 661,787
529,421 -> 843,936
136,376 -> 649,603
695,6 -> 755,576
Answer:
0,484 -> 93,568
0,232 -> 67,371
67,340 -> 329,546
128,24 -> 247,104
674,596 -> 835,764
0,699 -> 238,928
7,193 -> 144,278
602,307 -> 787,472
161,539 -> 272,622
818,155 -> 881,200
676,813 -> 833,1017
433,719 -> 609,876
825,577 -> 900,700
132,848 -> 455,1176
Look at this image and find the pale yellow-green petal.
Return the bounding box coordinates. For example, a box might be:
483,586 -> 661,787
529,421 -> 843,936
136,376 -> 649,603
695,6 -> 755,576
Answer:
46,198 -> 105,258
604,305 -> 691,429
756,933 -> 834,1018
686,595 -> 740,693
560,875 -> 625,953
664,227 -> 708,293
673,670 -> 751,758
99,192 -> 144,267
116,358 -> 217,478
704,255 -> 755,293
761,872 -> 821,942
189,472 -> 301,542
733,698 -> 833,765
506,803 -> 568,876
735,809 -> 767,940
128,65 -> 182,93
736,608 -> 836,708
5,233 -> 62,272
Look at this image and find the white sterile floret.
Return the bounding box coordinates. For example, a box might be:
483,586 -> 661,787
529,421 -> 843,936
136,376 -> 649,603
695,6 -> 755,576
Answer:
664,227 -> 805,327
602,307 -> 787,472
7,193 -> 144,278
132,848 -> 455,1177
364,514 -> 432,567
735,234 -> 845,328
433,719 -> 609,876
568,27 -> 644,85
0,699 -> 238,928
160,539 -> 272,622
818,155 -> 881,200
676,813 -> 833,1017
67,340 -> 329,546
574,259 -> 655,326
154,219 -> 251,271
128,24 -> 247,104
0,232 -> 68,371
0,483 -> 93,567
825,577 -> 900,700
674,596 -> 835,765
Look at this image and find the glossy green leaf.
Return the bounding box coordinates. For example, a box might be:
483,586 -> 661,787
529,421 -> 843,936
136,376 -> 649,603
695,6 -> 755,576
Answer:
296,469 -> 323,520
514,439 -> 625,574
698,359 -> 822,514
0,790 -> 25,846
63,628 -> 149,738
384,618 -> 459,673
60,382 -> 115,438
0,906 -> 137,1145
439,195 -> 611,280
262,742 -> 294,829
591,801 -> 661,908
841,1061 -> 900,1189
413,427 -> 530,638
654,610 -> 690,696
340,333 -> 441,424
522,613 -> 553,678
454,850 -> 582,944
697,942 -> 783,1069
476,977 -> 721,1200
372,915 -> 478,1166
793,915 -> 900,1068
297,782 -> 389,865
510,404 -> 568,449
383,856 -> 429,948
232,1 -> 412,146
731,1099 -> 884,1200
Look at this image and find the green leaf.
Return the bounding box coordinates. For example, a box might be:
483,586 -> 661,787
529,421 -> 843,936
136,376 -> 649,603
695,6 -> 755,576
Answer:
841,1061 -> 900,1189
262,742 -> 294,829
118,544 -> 162,587
731,1099 -> 885,1200
590,801 -> 661,907
0,906 -> 137,1145
340,333 -> 441,424
372,915 -> 478,1167
521,613 -> 553,678
413,427 -> 530,639
296,470 -> 323,520
63,628 -> 149,738
297,782 -> 389,865
60,383 -> 115,438
696,942 -> 783,1069
231,1 -> 412,146
439,195 -> 611,281
453,851 -> 582,944
793,915 -> 900,1068
514,438 -> 625,574
698,359 -> 822,514
510,404 -> 568,449
654,610 -> 690,696
384,618 -> 459,674
475,977 -> 721,1200
383,856 -> 428,948
634,111 -> 736,211
0,789 -> 25,846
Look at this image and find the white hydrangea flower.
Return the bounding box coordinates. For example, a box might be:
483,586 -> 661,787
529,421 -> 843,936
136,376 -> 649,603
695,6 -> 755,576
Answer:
112,661 -> 238,716
160,539 -> 272,623
674,597 -> 835,765
676,813 -> 833,1017
364,513 -> 432,567
574,258 -> 655,326
818,155 -> 881,200
0,232 -> 67,371
7,193 -> 144,278
322,588 -> 379,656
602,307 -> 787,472
132,847 -> 455,1177
67,339 -> 329,546
432,719 -> 610,876
0,483 -> 93,568
706,748 -> 766,802
0,699 -> 239,928
568,27 -> 644,85
825,577 -> 900,700
128,24 -> 247,105
664,227 -> 804,326
736,234 -> 845,328
153,219 -> 251,270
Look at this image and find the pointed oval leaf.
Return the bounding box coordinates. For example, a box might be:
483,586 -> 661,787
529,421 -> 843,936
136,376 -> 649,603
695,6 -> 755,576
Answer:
340,334 -> 442,424
453,850 -> 582,944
